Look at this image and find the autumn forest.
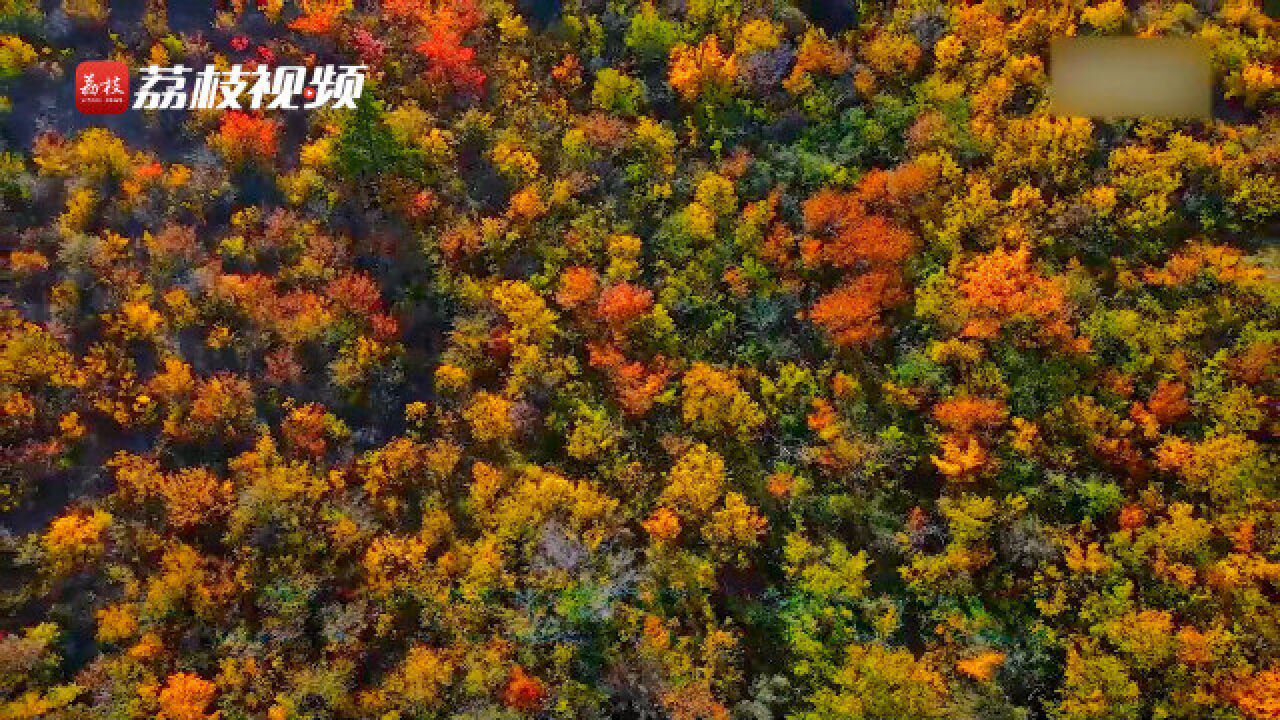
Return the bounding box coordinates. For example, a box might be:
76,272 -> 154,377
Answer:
1,0 -> 1278,719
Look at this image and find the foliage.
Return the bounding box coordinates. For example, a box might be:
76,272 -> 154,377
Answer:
1,1 -> 1277,720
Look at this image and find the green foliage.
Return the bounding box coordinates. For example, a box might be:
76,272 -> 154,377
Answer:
591,67 -> 645,115
624,3 -> 680,62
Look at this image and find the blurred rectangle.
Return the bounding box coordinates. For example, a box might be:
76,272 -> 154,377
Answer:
1050,37 -> 1212,119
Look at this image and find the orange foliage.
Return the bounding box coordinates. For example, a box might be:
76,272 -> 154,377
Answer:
1117,504 -> 1146,530
643,507 -> 681,542
669,36 -> 737,101
809,270 -> 905,346
663,678 -> 731,720
1226,340 -> 1277,385
956,245 -> 1080,349
556,266 -> 599,309
160,468 -> 232,529
157,672 -> 217,720
766,471 -> 795,498
288,0 -> 347,34
172,374 -> 256,442
1146,380 -> 1190,425
613,359 -> 671,416
587,343 -> 670,415
1233,669 -> 1280,720
282,403 -> 332,458
212,112 -> 278,165
932,396 -> 1007,435
596,283 -> 654,326
784,29 -> 850,93
801,190 -> 914,269
1145,242 -> 1265,288
931,435 -> 990,480
857,163 -> 933,207
552,54 -> 583,88
956,650 -> 1006,681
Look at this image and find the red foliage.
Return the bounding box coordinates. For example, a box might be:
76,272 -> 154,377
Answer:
407,190 -> 438,220
349,27 -> 387,65
370,313 -> 400,341
416,35 -> 486,95
263,348 -> 303,386
411,0 -> 487,95
327,273 -> 385,316
502,666 -> 547,712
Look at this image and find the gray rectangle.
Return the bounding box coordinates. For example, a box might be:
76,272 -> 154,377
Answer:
1050,37 -> 1212,119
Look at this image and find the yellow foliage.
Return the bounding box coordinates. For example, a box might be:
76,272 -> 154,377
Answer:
1100,610 -> 1174,668
144,543 -> 213,616
435,363 -> 470,393
606,233 -> 643,280
492,467 -> 619,545
809,643 -> 949,719
703,491 -> 767,550
1064,539 -> 1112,575
1055,644 -> 1140,720
681,363 -> 765,438
1155,433 -> 1266,501
1081,1 -> 1126,32
661,444 -> 726,517
492,280 -> 558,345
694,172 -> 737,217
389,646 -> 454,707
735,18 -> 780,54
464,391 -> 515,442
95,604 -> 139,644
363,533 -> 430,595
42,509 -> 111,572
862,32 -> 921,77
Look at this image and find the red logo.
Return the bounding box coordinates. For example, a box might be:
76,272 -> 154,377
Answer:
75,61 -> 130,114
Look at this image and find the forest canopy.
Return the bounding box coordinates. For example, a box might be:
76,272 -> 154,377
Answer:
1,1 -> 1278,719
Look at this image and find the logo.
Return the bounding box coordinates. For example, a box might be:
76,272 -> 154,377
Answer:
75,61 -> 130,115
75,62 -> 365,113
133,64 -> 366,110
